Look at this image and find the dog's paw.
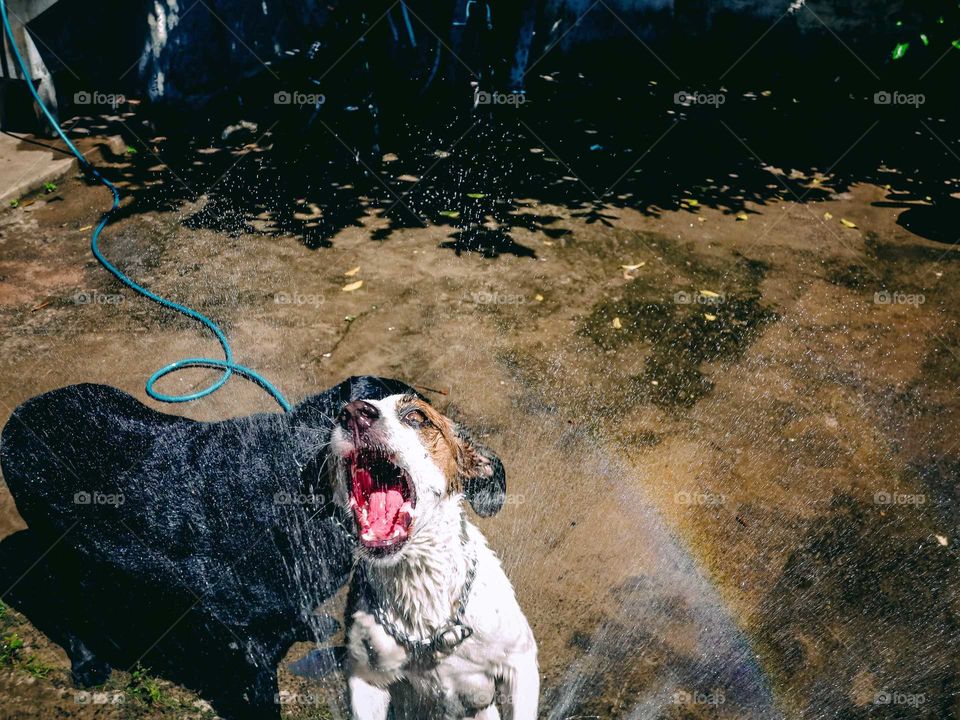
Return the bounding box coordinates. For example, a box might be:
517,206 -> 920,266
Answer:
349,611 -> 407,674
71,656 -> 112,687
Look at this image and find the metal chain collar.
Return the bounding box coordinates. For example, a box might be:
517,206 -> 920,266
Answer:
357,534 -> 478,668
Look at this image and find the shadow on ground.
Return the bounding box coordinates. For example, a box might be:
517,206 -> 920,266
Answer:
54,64 -> 959,261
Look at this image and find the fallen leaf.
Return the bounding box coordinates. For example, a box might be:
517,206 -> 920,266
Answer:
344,266 -> 361,277
621,263 -> 646,271
535,294 -> 544,302
382,153 -> 398,162
439,210 -> 460,218
466,193 -> 486,199
342,280 -> 364,292
31,300 -> 51,311
612,317 -> 623,329
823,211 -> 833,221
704,313 -> 717,321
79,225 -> 93,232
686,199 -> 699,206
396,174 -> 419,182
698,289 -> 721,298
736,212 -> 749,221
935,534 -> 949,546
840,218 -> 858,229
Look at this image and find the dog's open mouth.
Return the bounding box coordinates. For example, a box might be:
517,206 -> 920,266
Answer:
348,450 -> 415,551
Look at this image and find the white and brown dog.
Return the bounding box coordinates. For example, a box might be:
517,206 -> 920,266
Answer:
331,393 -> 538,720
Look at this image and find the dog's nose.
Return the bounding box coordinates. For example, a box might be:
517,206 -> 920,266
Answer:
339,400 -> 379,431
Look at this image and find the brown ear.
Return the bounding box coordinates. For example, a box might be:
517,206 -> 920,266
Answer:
456,426 -> 507,517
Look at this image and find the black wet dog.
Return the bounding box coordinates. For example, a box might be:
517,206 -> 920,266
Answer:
0,375 -> 467,719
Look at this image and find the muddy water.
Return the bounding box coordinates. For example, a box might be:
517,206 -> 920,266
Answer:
0,127 -> 957,720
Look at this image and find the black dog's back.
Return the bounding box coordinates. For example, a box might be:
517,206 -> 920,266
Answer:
2,384 -> 332,621
1,383 -> 187,536
0,376 -> 416,719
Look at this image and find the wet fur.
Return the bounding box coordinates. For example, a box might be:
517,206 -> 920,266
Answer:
0,376 -> 417,720
333,395 -> 539,720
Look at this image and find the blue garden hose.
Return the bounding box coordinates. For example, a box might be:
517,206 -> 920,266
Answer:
0,0 -> 291,412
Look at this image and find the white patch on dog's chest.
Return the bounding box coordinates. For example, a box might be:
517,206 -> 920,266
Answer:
433,649 -> 498,710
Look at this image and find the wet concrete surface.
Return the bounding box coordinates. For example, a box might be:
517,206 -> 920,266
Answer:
0,108 -> 957,720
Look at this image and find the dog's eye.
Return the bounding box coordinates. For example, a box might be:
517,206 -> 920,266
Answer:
402,409 -> 429,427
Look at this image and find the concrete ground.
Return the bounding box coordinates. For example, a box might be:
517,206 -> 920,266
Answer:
0,131 -> 76,207
0,117 -> 957,720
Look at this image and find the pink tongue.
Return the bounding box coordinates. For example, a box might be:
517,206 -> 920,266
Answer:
364,488 -> 405,539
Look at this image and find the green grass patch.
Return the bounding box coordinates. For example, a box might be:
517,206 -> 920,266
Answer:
1,632 -> 25,665
128,664 -> 166,706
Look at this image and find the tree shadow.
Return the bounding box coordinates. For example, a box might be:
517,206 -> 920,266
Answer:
48,7 -> 959,258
